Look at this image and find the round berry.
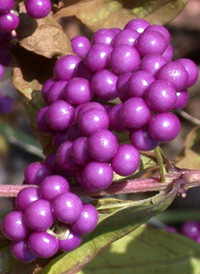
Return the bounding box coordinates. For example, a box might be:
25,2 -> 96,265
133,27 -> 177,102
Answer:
88,129 -> 118,162
47,80 -> 67,104
109,45 -> 140,75
116,72 -> 132,102
24,162 -> 53,185
113,29 -> 139,47
111,144 -> 140,176
82,161 -> 113,191
177,58 -> 199,88
92,28 -> 115,45
52,192 -> 82,223
0,0 -> 15,14
71,35 -> 91,58
72,204 -> 98,234
76,102 -> 106,122
65,77 -> 93,105
181,220 -> 200,240
36,106 -> 53,133
91,69 -> 118,101
109,103 -> 128,132
162,44 -> 173,62
148,112 -> 181,142
25,0 -> 51,18
120,97 -> 151,129
140,54 -> 167,76
66,122 -> 82,141
0,11 -> 19,32
144,25 -> 171,43
71,137 -> 91,166
46,100 -> 74,131
40,175 -> 70,201
173,90 -> 189,110
124,19 -> 150,33
11,240 -> 36,263
130,128 -> 159,151
59,228 -> 82,251
16,187 -> 40,211
24,199 -> 54,231
56,141 -> 77,170
28,232 -> 59,258
2,211 -> 29,241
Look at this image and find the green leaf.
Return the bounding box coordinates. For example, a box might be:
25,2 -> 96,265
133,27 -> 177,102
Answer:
55,0 -> 188,31
39,181 -> 180,274
77,225 -> 200,274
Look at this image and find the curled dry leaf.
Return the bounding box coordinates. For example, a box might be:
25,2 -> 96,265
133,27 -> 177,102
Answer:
54,0 -> 188,32
17,2 -> 72,58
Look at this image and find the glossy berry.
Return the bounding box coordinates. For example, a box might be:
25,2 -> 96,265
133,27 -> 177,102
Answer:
181,220 -> 200,240
76,101 -> 106,122
148,112 -> 181,142
28,232 -> 59,258
92,28 -> 115,45
116,72 -> 132,102
144,25 -> 171,43
177,58 -> 199,88
25,0 -> 51,18
173,90 -> 189,110
87,129 -> 118,161
120,97 -> 151,129
136,30 -> 168,57
162,44 -> 173,62
2,211 -> 30,241
36,106 -> 53,133
51,192 -> 82,223
78,108 -> 109,136
72,204 -> 98,234
124,19 -> 150,33
71,35 -> 91,57
46,100 -> 74,131
130,128 -> 159,151
24,199 -> 54,231
56,141 -> 77,170
113,29 -> 139,47
11,240 -> 37,263
16,187 -> 40,211
42,77 -> 57,103
91,69 -> 118,101
82,161 -> 113,191
40,175 -> 70,201
54,55 -> 81,81
47,80 -> 67,104
109,45 -> 140,75
65,77 -> 93,105
24,162 -> 53,185
109,103 -> 128,132
0,11 -> 20,32
84,44 -> 112,72
140,54 -> 167,76
145,80 -> 177,112
71,137 -> 91,166
111,144 -> 140,176
0,0 -> 15,14
59,228 -> 82,251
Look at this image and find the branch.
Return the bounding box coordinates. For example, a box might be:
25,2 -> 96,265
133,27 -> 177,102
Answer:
1,169 -> 200,198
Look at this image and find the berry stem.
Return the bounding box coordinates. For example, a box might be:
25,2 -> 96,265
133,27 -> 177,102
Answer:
0,169 -> 200,197
154,147 -> 166,182
177,110 -> 200,126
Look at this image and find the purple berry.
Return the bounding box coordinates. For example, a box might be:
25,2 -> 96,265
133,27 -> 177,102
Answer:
128,70 -> 155,97
136,30 -> 168,57
165,226 -> 178,233
0,0 -> 15,14
52,132 -> 68,148
109,103 -> 128,132
109,44 -> 140,75
76,102 -> 106,122
144,25 -> 171,43
42,77 -> 57,104
88,129 -> 118,161
54,55 -> 81,81
111,144 -> 140,176
72,204 -> 98,234
124,19 -> 150,33
130,128 -> 159,151
56,141 -> 77,170
177,58 -> 199,88
140,54 -> 167,76
24,199 -> 54,231
65,77 -> 93,105
82,161 -> 113,191
145,80 -> 177,112
78,108 -> 109,136
2,211 -> 30,241
76,60 -> 93,80
91,69 -> 118,101
11,240 -> 37,262
156,61 -> 189,91
45,153 -> 56,169
0,11 -> 19,32
173,90 -> 189,110
36,106 -> 53,133
52,192 -> 82,223
92,28 -> 115,45
25,0 -> 51,18
59,228 -> 82,251
148,112 -> 181,142
40,175 -> 70,201
47,80 -> 67,104
120,97 -> 151,129
66,122 -> 82,141
16,187 -> 40,211
71,137 -> 91,166
116,72 -> 132,102
28,231 -> 59,258
113,29 -> 139,47
84,44 -> 112,72
71,35 -> 91,58
0,64 -> 5,79
46,100 -> 74,131
24,162 -> 53,185
181,220 -> 200,240
162,44 -> 173,62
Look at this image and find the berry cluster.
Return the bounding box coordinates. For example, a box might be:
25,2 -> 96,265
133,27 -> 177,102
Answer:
37,18 -> 198,192
167,220 -> 200,243
0,0 -> 51,33
2,174 -> 98,262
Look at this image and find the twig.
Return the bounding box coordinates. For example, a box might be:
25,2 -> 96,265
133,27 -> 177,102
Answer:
177,110 -> 200,126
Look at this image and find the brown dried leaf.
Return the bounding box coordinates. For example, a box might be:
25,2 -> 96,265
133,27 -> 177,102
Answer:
17,2 -> 72,58
54,0 -> 188,32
